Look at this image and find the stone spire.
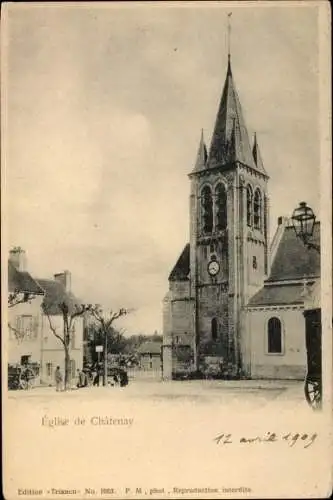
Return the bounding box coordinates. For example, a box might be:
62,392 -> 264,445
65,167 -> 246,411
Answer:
252,132 -> 267,174
193,129 -> 208,172
207,57 -> 256,170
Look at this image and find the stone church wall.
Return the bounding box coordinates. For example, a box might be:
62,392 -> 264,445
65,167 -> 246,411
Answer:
197,286 -> 229,358
247,307 -> 306,379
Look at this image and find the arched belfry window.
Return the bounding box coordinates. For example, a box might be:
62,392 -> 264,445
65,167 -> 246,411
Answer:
267,317 -> 282,354
211,318 -> 218,341
246,185 -> 253,227
254,189 -> 262,230
201,186 -> 213,234
215,183 -> 227,231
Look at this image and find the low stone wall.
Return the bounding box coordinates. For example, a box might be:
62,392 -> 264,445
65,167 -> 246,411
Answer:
251,364 -> 306,380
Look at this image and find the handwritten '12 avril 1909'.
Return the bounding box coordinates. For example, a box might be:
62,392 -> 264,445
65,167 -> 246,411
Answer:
214,432 -> 317,448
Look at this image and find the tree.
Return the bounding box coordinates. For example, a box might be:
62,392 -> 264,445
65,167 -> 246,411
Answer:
43,302 -> 90,390
88,306 -> 130,386
86,324 -> 127,363
8,289 -> 37,308
122,333 -> 163,354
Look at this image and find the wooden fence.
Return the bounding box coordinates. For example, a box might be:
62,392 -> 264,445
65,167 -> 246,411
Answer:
127,367 -> 162,380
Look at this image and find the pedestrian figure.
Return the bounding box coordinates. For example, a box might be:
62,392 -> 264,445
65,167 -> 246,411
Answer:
119,370 -> 128,387
82,366 -> 90,386
93,364 -> 100,387
55,366 -> 63,392
82,370 -> 88,387
76,369 -> 85,388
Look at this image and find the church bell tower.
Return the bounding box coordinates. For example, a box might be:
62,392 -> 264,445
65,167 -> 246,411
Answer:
189,55 -> 269,376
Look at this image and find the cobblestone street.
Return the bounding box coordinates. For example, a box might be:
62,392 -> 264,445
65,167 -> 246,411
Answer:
8,378 -> 306,409
5,378 -> 329,499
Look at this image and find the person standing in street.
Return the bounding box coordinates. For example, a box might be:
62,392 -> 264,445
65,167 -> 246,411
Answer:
55,366 -> 63,392
93,363 -> 100,387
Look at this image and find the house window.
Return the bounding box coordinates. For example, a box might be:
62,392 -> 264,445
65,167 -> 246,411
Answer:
201,186 -> 213,234
254,189 -> 262,230
267,317 -> 282,354
215,183 -> 227,231
16,315 -> 37,340
149,362 -> 153,369
46,363 -> 53,377
246,185 -> 253,227
253,256 -> 257,269
211,317 -> 218,341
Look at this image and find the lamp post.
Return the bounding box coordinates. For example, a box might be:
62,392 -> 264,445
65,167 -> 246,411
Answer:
291,202 -> 320,253
291,201 -> 322,411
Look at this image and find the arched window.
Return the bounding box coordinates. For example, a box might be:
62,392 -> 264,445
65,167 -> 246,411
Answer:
267,317 -> 282,354
263,195 -> 268,274
201,186 -> 213,234
211,318 -> 218,341
215,183 -> 227,231
246,185 -> 253,227
254,189 -> 262,230
263,194 -> 267,234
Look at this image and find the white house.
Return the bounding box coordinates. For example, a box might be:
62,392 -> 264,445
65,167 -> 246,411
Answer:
8,248 -> 45,383
8,248 -> 84,386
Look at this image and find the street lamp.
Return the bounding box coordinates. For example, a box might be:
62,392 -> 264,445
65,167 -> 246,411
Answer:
291,202 -> 320,253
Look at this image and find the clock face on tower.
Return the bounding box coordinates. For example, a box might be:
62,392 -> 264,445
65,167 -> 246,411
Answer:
208,259 -> 220,277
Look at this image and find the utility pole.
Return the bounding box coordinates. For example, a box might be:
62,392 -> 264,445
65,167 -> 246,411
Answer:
103,327 -> 108,386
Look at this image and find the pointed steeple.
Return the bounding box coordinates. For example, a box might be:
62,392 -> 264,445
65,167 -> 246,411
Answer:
252,132 -> 267,174
193,129 -> 208,172
207,57 -> 256,170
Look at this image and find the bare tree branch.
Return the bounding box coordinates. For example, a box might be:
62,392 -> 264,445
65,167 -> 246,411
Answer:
44,310 -> 65,346
42,302 -> 90,390
85,305 -> 132,386
8,290 -> 37,308
8,322 -> 25,342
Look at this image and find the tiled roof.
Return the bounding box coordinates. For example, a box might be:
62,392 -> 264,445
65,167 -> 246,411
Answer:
36,278 -> 81,316
8,261 -> 44,295
248,222 -> 320,307
248,283 -> 308,307
137,341 -> 162,355
169,244 -> 190,281
267,222 -> 320,282
207,59 -> 259,172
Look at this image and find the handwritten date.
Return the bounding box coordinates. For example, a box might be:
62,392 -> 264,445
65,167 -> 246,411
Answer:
214,432 -> 317,448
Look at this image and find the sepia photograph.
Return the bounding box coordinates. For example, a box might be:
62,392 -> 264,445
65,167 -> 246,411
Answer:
2,2 -> 332,499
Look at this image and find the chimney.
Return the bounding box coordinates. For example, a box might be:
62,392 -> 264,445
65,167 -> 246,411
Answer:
54,270 -> 72,293
277,216 -> 290,226
9,247 -> 27,271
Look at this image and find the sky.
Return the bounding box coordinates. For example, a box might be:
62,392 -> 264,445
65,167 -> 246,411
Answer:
4,2 -> 322,335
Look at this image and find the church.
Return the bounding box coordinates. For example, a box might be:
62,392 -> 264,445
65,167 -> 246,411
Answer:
162,52 -> 320,381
